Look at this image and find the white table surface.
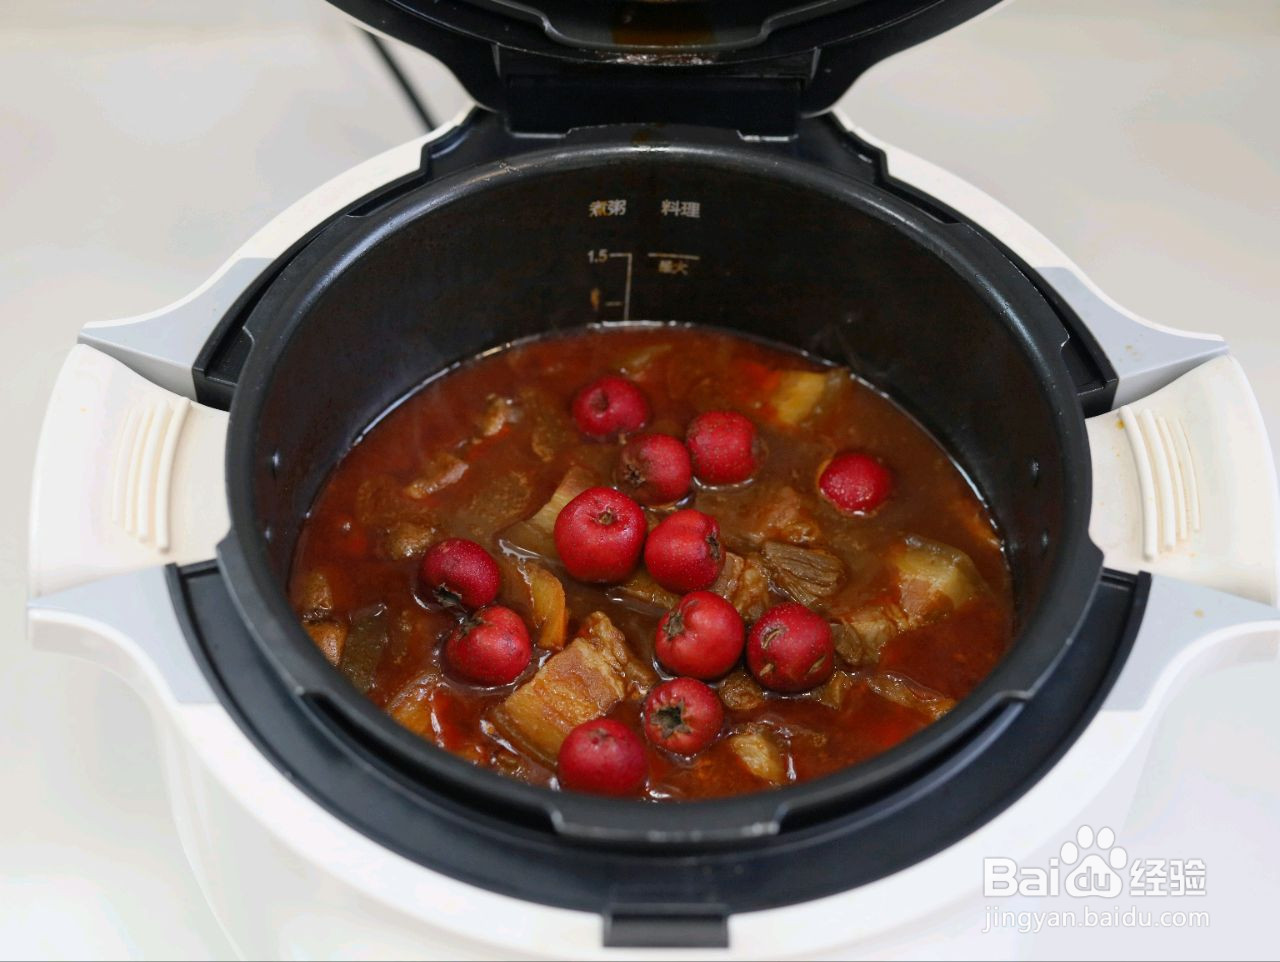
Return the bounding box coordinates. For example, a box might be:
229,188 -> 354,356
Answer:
0,1 -> 1276,958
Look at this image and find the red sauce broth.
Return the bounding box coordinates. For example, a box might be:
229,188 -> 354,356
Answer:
288,325 -> 1014,800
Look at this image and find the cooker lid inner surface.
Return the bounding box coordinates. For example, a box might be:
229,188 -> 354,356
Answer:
334,0 -> 993,54
322,0 -> 1002,131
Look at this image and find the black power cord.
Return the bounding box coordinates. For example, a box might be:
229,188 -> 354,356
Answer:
360,29 -> 437,132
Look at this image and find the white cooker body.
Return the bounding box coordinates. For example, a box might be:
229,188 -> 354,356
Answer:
27,114 -> 1280,959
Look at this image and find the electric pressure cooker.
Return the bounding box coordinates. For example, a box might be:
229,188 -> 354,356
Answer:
28,0 -> 1280,957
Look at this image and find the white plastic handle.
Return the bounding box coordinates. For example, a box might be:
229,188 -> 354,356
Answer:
29,345 -> 229,599
1088,354 -> 1280,605
838,114 -> 1227,407
28,565 -> 216,704
78,111 -> 471,399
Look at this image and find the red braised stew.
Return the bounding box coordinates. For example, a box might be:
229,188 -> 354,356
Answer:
289,326 -> 1014,800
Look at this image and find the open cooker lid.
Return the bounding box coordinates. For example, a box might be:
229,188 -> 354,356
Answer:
325,0 -> 999,133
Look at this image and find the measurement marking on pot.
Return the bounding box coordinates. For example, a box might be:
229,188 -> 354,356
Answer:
612,252 -> 632,320
586,249 -> 633,320
646,252 -> 701,261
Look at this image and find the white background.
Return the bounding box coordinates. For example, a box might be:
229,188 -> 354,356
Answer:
1,0 -> 1277,958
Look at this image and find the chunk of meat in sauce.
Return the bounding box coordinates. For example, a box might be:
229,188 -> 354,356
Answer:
292,566 -> 351,615
339,605 -> 390,695
707,551 -> 743,600
878,598 -> 1011,701
354,477 -> 442,559
698,483 -> 821,551
516,388 -> 576,462
831,536 -> 987,668
516,561 -> 569,651
814,668 -> 856,710
618,342 -> 675,382
492,612 -> 656,764
453,471 -> 533,539
768,370 -> 838,426
304,618 -> 348,667
760,541 -> 845,609
474,394 -> 521,439
726,726 -> 788,785
718,669 -> 766,711
613,568 -> 680,613
380,521 -> 436,561
895,537 -> 987,618
754,486 -> 823,546
728,363 -> 846,428
708,551 -> 771,621
404,452 -> 468,499
386,670 -> 440,735
864,671 -> 956,721
356,476 -> 437,528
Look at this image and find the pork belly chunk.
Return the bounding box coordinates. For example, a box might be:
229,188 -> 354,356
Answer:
832,536 -> 987,668
492,611 -> 655,764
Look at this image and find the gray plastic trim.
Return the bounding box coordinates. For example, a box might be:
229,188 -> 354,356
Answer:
29,565 -> 215,704
1108,573 -> 1280,711
79,257 -> 270,400
1038,267 -> 1228,408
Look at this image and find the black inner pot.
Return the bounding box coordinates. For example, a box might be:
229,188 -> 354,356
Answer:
221,135 -> 1101,846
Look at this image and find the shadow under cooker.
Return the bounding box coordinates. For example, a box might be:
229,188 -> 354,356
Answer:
168,131 -> 1144,940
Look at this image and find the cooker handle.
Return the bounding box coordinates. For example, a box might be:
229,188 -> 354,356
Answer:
1088,354 -> 1280,604
76,125 -> 458,399
29,344 -> 229,600
28,564 -> 217,705
842,119 -> 1227,407
1108,574 -> 1280,715
1024,572 -> 1280,839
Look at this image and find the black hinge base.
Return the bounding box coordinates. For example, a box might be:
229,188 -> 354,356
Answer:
603,903 -> 730,949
